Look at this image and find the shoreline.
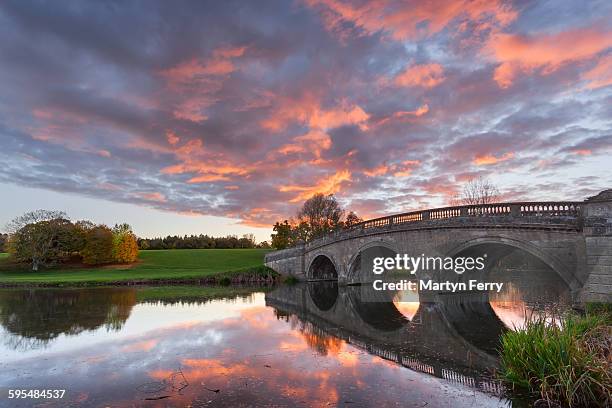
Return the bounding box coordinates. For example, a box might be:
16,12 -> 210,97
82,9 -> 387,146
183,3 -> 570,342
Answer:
0,275 -> 281,288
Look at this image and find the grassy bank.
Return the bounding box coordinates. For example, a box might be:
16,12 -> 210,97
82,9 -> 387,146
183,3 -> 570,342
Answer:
499,308 -> 611,407
0,249 -> 278,286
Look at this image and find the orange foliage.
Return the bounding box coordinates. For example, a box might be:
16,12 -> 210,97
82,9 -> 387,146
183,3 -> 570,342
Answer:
112,232 -> 139,263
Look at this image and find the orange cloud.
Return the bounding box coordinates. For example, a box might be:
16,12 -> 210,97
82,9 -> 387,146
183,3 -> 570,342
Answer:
473,152 -> 514,165
364,160 -> 420,177
363,164 -> 389,177
376,104 -> 429,126
276,130 -> 332,159
279,169 -> 351,202
161,138 -> 250,182
306,0 -> 516,41
486,27 -> 612,88
262,95 -> 369,132
395,64 -> 446,88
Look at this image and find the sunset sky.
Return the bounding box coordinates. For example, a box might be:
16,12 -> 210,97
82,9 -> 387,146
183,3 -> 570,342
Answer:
1,0 -> 611,241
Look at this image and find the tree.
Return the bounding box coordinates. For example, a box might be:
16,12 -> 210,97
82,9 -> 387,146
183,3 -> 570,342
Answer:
455,177 -> 500,205
344,211 -> 363,227
258,241 -> 271,249
271,220 -> 293,249
5,210 -> 72,271
5,210 -> 67,234
297,194 -> 345,239
82,225 -> 114,265
0,234 -> 7,253
112,224 -> 139,263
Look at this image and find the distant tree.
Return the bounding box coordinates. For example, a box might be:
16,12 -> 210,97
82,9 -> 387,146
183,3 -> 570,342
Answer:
344,211 -> 363,227
112,224 -> 139,263
5,210 -> 72,271
0,233 -> 8,253
297,194 -> 345,239
454,177 -> 500,205
258,241 -> 271,249
81,225 -> 114,265
138,238 -> 150,250
271,220 -> 293,249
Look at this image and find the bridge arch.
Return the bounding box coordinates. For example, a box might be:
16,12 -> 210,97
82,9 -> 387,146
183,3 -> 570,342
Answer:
445,236 -> 580,290
347,241 -> 399,283
307,253 -> 339,281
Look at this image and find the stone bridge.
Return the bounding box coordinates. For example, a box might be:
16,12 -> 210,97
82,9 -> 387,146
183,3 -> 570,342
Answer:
265,190 -> 612,303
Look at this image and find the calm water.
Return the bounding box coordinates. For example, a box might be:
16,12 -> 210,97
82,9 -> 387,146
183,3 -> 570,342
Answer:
0,270 -> 570,407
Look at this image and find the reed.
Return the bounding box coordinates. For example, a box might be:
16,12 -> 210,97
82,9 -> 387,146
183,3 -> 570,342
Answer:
499,310 -> 611,407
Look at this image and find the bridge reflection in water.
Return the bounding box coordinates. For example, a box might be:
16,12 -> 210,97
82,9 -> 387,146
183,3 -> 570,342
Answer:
265,270 -> 571,399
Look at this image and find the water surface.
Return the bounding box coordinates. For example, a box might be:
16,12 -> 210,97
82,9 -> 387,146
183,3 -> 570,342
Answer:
0,269 -> 570,407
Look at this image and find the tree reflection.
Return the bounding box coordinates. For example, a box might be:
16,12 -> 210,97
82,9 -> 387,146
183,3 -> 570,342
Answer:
0,288 -> 136,350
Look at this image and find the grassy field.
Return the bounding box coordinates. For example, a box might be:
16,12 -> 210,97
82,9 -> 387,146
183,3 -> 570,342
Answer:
0,249 -> 275,286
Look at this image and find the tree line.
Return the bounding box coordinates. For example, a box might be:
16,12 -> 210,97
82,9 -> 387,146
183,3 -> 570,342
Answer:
4,210 -> 138,271
271,193 -> 363,249
138,234 -> 270,250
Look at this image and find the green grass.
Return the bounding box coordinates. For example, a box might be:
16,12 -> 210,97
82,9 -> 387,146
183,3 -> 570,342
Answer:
499,311 -> 611,407
0,249 -> 276,286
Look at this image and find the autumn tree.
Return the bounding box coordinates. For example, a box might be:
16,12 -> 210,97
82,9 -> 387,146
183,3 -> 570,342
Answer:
82,225 -> 114,265
112,224 -> 139,263
5,210 -> 72,271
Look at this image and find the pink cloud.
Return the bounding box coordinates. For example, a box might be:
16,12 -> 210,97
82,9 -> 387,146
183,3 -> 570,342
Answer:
581,54 -> 612,90
261,94 -> 369,132
485,27 -> 612,88
395,64 -> 446,88
473,152 -> 514,165
305,0 -> 516,41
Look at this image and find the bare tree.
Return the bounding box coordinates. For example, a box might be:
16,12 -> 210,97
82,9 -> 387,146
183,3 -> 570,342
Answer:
457,177 -> 500,205
6,210 -> 67,234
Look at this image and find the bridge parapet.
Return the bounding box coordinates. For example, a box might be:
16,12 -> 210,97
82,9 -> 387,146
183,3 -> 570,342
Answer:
305,201 -> 584,251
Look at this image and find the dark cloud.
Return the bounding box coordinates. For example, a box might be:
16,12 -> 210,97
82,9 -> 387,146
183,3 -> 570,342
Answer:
0,0 -> 610,227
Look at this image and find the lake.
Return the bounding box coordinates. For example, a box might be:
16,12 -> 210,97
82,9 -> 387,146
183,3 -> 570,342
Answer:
0,269 -> 571,407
